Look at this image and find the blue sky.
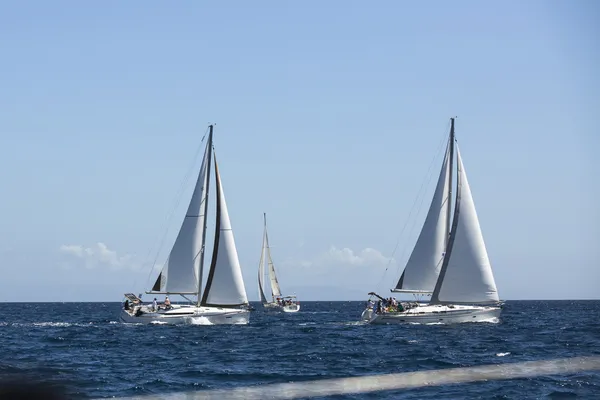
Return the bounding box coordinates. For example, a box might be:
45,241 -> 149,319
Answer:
0,1 -> 598,302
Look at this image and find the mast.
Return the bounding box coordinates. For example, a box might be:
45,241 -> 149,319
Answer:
263,212 -> 269,300
447,117 -> 455,245
196,125 -> 213,306
430,118 -> 462,304
258,212 -> 269,304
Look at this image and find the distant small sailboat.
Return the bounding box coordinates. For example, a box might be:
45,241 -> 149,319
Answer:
363,118 -> 502,324
120,125 -> 251,325
258,213 -> 300,313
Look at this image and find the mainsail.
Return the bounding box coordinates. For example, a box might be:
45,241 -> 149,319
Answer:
152,134 -> 211,294
150,125 -> 249,308
394,139 -> 451,293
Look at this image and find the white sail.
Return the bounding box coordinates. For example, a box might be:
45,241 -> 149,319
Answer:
202,157 -> 249,306
265,231 -> 282,298
257,226 -> 268,303
157,139 -> 210,293
394,142 -> 451,292
430,147 -> 499,304
258,214 -> 281,302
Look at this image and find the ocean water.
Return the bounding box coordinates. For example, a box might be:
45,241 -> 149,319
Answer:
1,300 -> 599,399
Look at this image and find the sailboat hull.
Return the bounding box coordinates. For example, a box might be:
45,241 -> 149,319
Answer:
282,304 -> 300,313
367,304 -> 501,325
119,305 -> 249,325
361,308 -> 374,321
262,302 -> 300,312
263,302 -> 280,310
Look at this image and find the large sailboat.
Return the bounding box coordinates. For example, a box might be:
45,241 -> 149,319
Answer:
257,213 -> 300,312
363,118 -> 502,324
120,125 -> 250,325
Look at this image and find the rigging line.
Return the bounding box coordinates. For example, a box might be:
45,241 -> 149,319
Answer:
134,126 -> 211,292
374,120 -> 452,293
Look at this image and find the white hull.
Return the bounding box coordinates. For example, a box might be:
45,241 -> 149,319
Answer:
366,304 -> 501,325
262,302 -> 300,313
120,305 -> 249,325
282,304 -> 300,313
263,302 -> 280,309
361,308 -> 374,321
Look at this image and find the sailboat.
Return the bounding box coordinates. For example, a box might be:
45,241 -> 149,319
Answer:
362,118 -> 502,324
120,125 -> 251,325
257,213 -> 300,312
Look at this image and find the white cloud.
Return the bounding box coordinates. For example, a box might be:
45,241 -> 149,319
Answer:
59,242 -> 140,271
323,246 -> 393,267
59,244 -> 85,258
294,246 -> 395,269
277,246 -> 396,298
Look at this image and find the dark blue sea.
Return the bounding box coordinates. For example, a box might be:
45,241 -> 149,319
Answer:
1,301 -> 599,399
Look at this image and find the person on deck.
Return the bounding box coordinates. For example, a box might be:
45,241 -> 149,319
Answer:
153,298 -> 158,312
164,296 -> 171,310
